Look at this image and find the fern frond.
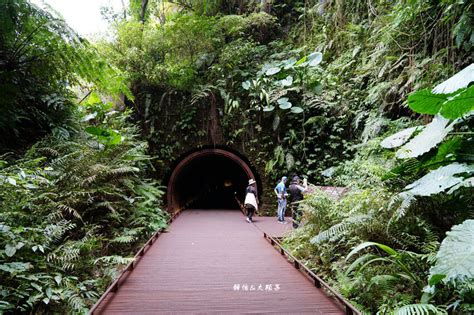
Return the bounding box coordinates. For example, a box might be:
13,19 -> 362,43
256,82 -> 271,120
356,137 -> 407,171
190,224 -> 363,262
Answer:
66,291 -> 87,312
56,203 -> 81,219
394,304 -> 446,315
49,151 -> 82,170
105,166 -> 140,180
111,235 -> 136,243
389,192 -> 416,223
310,214 -> 371,244
36,147 -> 60,158
369,274 -> 399,292
94,255 -> 134,265
44,220 -> 76,244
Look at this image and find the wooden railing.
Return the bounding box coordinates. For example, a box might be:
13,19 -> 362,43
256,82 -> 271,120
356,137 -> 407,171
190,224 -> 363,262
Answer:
263,232 -> 361,315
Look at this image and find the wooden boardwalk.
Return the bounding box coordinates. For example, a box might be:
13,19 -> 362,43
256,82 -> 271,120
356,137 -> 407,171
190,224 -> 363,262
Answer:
252,215 -> 294,238
94,209 -> 344,314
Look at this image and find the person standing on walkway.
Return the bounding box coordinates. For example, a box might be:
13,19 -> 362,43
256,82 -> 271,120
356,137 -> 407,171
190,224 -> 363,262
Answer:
288,176 -> 307,228
244,179 -> 258,223
274,176 -> 288,224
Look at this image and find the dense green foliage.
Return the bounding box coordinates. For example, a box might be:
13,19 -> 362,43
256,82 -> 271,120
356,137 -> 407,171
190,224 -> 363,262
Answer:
0,0 -> 473,313
0,106 -> 167,313
0,1 -> 166,313
283,83 -> 473,312
0,0 -> 131,152
100,0 -> 472,192
98,1 -> 473,312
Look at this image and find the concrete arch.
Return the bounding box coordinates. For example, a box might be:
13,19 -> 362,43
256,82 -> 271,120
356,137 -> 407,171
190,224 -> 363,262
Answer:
167,148 -> 259,213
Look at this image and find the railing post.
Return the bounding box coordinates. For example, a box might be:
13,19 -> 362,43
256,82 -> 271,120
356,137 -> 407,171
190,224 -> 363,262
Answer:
111,283 -> 118,292
294,260 -> 300,269
314,278 -> 321,288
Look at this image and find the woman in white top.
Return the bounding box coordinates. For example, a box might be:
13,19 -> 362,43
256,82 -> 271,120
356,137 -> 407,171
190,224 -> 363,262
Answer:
244,179 -> 258,223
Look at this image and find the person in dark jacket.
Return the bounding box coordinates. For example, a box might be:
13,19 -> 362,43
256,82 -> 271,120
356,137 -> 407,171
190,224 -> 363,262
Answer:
244,179 -> 258,223
288,175 -> 307,228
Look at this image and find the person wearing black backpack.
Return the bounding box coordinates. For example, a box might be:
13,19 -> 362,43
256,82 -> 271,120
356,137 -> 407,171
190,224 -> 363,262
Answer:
288,175 -> 307,228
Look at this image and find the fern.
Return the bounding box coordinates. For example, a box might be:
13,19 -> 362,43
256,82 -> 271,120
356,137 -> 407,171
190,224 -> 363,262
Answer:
94,255 -> 134,265
388,192 -> 416,222
369,274 -> 399,292
310,214 -> 372,244
44,220 -> 76,244
394,304 -> 446,315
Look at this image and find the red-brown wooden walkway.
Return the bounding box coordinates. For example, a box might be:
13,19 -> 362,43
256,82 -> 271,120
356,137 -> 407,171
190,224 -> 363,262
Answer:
93,209 -> 345,314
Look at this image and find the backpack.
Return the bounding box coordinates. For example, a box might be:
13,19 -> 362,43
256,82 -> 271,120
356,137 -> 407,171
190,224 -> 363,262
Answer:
289,183 -> 303,202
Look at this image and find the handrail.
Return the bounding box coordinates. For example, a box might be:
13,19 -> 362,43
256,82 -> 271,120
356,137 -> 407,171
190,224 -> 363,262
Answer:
89,209 -> 182,315
234,195 -> 246,215
263,232 -> 361,315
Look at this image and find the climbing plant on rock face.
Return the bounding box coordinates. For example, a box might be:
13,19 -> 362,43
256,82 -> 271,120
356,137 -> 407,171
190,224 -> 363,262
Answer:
238,48 -> 353,179
242,50 -> 323,115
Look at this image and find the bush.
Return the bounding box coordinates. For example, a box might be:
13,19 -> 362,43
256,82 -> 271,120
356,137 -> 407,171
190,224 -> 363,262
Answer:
0,108 -> 167,313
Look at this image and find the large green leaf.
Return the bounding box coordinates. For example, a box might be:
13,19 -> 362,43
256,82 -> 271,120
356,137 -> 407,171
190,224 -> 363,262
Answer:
447,177 -> 473,193
0,262 -> 32,274
403,163 -> 474,196
407,89 -> 449,115
265,67 -> 281,76
439,85 -> 474,119
396,116 -> 453,159
83,92 -> 102,106
282,57 -> 297,69
290,106 -> 303,114
294,55 -> 307,66
5,244 -> 16,257
85,127 -> 123,146
278,75 -> 293,87
346,241 -> 398,262
408,85 -> 474,119
430,220 -> 474,282
426,136 -> 462,165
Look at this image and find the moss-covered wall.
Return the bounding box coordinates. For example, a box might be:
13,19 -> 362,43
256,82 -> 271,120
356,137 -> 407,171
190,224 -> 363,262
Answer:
132,85 -> 280,213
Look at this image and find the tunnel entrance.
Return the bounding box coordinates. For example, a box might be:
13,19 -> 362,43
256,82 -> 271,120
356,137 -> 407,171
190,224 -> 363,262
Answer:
167,148 -> 259,212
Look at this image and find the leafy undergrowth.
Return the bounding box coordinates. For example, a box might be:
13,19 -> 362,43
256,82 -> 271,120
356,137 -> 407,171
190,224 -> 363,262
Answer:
0,108 -> 168,313
282,85 -> 473,313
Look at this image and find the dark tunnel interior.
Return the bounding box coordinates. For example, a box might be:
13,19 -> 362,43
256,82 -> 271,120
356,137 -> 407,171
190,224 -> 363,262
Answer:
171,154 -> 252,210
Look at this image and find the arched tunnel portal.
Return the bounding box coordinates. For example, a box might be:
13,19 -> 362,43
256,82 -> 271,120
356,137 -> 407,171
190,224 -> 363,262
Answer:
167,148 -> 260,213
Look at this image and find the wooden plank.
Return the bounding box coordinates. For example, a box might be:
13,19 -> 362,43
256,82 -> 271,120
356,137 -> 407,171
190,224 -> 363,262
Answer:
94,209 -> 344,314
